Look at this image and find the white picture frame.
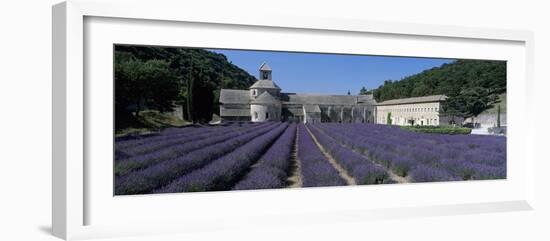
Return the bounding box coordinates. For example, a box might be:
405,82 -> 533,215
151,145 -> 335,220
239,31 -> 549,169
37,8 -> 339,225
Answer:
52,0 -> 535,240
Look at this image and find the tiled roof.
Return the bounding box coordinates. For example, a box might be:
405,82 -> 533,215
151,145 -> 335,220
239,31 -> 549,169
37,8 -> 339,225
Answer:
303,104 -> 321,113
283,107 -> 304,116
219,89 -> 250,104
220,108 -> 250,117
250,92 -> 280,104
357,94 -> 377,105
281,93 -> 358,105
259,62 -> 272,71
377,95 -> 448,106
249,79 -> 281,90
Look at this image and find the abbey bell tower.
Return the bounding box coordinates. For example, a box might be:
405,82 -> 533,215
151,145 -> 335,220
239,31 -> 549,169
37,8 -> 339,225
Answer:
259,62 -> 272,80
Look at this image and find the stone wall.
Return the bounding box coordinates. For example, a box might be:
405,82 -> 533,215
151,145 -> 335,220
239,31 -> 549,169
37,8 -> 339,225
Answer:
169,104 -> 184,120
319,105 -> 375,123
250,104 -> 281,122
464,113 -> 507,128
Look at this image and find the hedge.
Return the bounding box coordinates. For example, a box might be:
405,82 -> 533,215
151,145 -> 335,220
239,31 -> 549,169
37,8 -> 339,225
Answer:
400,126 -> 472,135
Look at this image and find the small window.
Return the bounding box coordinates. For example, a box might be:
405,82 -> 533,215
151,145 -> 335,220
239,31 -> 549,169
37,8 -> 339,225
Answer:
266,112 -> 269,119
254,112 -> 258,120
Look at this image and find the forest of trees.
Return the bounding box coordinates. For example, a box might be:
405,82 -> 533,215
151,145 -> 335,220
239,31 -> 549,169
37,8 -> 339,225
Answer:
115,45 -> 257,129
368,60 -> 506,119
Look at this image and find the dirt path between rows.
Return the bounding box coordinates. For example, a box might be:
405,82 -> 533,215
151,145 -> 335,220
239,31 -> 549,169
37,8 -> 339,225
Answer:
286,126 -> 303,188
314,126 -> 410,184
379,163 -> 410,183
305,125 -> 357,186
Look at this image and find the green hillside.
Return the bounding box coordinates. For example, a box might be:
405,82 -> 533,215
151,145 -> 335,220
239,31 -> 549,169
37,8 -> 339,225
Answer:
115,45 -> 257,130
371,59 -> 506,118
482,93 -> 506,114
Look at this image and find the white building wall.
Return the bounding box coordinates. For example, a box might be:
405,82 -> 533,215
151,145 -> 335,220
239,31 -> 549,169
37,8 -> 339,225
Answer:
376,102 -> 442,126
250,104 -> 281,122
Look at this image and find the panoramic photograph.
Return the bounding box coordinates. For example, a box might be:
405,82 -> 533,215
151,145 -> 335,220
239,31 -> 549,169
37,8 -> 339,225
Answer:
113,45 -> 507,195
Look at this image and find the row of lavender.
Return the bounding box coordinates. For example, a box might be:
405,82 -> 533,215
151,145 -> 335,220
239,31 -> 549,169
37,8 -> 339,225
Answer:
115,122 -> 269,176
114,121 -> 506,195
307,125 -> 390,184
156,123 -> 291,193
115,122 -> 286,195
297,124 -> 347,187
116,122 -> 254,149
233,124 -> 297,190
314,123 -> 506,182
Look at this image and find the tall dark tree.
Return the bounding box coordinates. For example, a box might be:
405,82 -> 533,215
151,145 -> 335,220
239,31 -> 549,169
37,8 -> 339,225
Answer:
186,62 -> 194,123
115,55 -> 179,116
359,86 -> 371,95
443,87 -> 498,121
497,104 -> 501,128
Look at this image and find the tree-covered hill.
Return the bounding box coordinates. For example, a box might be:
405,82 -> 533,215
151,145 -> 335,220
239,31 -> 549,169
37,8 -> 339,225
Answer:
115,45 -> 257,129
371,59 -> 506,118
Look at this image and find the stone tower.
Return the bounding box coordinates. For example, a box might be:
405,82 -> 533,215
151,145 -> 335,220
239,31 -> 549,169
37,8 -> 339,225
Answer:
249,62 -> 281,122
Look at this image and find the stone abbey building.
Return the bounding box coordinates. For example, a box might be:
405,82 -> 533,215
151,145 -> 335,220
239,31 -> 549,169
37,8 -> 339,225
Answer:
376,95 -> 448,126
219,63 -> 448,126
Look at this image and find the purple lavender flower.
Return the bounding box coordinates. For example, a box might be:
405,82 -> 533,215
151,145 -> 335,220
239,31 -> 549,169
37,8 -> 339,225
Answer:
114,122 -> 275,176
155,123 -> 289,193
233,124 -> 297,190
409,165 -> 454,182
314,123 -> 506,182
114,123 -> 283,195
308,125 -> 389,184
297,124 -> 346,187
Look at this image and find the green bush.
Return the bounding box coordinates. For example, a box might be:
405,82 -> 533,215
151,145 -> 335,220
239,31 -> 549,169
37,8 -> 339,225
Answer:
400,125 -> 471,135
115,110 -> 189,137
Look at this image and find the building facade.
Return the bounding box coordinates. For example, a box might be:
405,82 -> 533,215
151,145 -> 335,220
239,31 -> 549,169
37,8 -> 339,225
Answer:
376,95 -> 448,126
219,63 -> 448,126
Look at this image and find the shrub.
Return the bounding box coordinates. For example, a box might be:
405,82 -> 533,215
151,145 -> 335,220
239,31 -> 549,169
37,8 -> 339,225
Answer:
400,126 -> 471,135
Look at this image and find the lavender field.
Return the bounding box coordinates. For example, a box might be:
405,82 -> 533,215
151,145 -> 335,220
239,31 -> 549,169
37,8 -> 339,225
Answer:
114,122 -> 506,195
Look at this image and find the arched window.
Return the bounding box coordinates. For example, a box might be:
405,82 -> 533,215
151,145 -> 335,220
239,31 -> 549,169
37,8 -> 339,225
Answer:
254,112 -> 258,120
252,90 -> 257,96
266,112 -> 269,119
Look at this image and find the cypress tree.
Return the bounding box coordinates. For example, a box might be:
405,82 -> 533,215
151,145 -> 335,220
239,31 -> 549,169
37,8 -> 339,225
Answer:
186,63 -> 194,123
497,105 -> 501,128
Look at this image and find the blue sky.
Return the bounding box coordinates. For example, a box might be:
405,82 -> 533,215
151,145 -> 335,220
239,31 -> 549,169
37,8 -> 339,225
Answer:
208,49 -> 454,95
